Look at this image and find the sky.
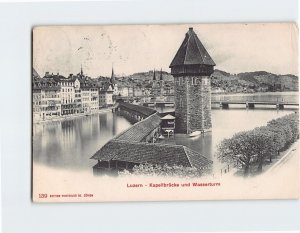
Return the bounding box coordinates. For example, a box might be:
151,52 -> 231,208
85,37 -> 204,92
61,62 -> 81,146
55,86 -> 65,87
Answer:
33,23 -> 298,78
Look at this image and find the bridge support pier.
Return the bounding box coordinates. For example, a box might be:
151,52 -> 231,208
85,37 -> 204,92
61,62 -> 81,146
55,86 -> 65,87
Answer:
247,103 -> 255,109
221,103 -> 229,109
277,104 -> 284,110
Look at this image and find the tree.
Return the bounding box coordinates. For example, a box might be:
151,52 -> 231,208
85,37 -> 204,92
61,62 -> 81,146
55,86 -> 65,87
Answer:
249,127 -> 277,172
217,131 -> 256,176
217,112 -> 299,176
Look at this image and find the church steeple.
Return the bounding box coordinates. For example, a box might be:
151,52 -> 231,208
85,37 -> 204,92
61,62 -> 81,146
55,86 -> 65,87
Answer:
80,64 -> 83,76
153,69 -> 156,81
110,66 -> 115,86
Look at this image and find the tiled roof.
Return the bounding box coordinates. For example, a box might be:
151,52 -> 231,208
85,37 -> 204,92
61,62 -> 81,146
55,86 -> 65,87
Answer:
169,27 -> 215,67
32,77 -> 60,90
91,139 -> 212,169
119,102 -> 157,117
101,82 -> 113,92
32,68 -> 41,78
115,113 -> 161,142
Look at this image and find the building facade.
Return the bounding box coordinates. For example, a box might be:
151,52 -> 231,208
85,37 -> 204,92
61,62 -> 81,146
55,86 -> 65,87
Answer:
32,68 -> 117,122
74,78 -> 82,114
169,27 -> 216,134
39,78 -> 61,120
59,78 -> 76,115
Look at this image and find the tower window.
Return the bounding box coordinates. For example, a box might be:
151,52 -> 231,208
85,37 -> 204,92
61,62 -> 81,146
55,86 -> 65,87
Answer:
179,77 -> 183,85
179,98 -> 183,107
192,77 -> 197,85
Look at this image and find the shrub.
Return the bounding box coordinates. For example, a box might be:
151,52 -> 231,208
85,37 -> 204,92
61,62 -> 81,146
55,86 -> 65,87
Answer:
119,163 -> 210,178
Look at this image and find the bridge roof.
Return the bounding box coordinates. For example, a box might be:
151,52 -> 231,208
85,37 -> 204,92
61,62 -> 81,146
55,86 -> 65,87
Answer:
91,139 -> 212,169
170,27 -> 215,67
115,113 -> 161,142
119,102 -> 157,117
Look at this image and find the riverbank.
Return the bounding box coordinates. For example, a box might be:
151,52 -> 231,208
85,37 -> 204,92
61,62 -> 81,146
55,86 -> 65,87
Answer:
33,107 -> 114,124
212,91 -> 299,96
264,139 -> 299,174
233,139 -> 299,177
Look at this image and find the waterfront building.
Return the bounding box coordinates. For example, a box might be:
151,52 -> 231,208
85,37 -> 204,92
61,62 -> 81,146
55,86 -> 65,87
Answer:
90,82 -> 99,113
56,75 -> 76,116
169,27 -> 216,134
38,75 -> 61,120
81,79 -> 92,114
32,69 -> 42,121
99,83 -> 114,108
73,77 -> 83,114
32,86 -> 42,121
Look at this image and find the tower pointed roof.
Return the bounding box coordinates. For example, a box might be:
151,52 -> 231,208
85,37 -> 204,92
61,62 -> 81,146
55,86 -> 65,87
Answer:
160,68 -> 163,81
32,68 -> 41,79
153,69 -> 156,81
80,64 -> 84,77
110,67 -> 115,84
169,27 -> 215,67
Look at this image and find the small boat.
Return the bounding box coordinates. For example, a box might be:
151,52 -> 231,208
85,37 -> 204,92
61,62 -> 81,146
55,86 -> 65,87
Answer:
189,131 -> 202,137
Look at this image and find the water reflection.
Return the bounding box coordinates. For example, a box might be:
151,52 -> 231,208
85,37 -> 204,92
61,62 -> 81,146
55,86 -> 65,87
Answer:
160,109 -> 295,162
33,105 -> 296,172
33,112 -> 132,171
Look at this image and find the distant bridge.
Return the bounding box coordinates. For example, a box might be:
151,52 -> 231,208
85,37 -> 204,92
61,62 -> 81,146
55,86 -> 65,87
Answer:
211,100 -> 299,109
142,101 -> 299,109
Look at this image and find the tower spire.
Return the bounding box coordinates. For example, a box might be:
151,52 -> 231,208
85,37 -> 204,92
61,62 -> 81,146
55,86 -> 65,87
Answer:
153,69 -> 156,81
110,66 -> 115,85
160,68 -> 163,81
80,64 -> 83,76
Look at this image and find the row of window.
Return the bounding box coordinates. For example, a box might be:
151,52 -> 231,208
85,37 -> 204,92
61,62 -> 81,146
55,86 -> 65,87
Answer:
59,82 -> 74,87
33,106 -> 61,111
175,77 -> 209,85
62,88 -> 74,93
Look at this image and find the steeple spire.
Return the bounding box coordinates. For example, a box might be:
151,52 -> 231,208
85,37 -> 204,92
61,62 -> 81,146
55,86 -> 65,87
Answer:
80,64 -> 83,76
153,69 -> 156,81
110,66 -> 115,85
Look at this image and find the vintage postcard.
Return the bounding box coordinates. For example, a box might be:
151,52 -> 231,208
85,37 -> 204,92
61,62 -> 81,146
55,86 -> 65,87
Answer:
32,23 -> 299,202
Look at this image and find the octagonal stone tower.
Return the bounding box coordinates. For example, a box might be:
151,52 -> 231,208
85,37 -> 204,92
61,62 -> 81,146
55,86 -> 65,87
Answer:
169,27 -> 216,134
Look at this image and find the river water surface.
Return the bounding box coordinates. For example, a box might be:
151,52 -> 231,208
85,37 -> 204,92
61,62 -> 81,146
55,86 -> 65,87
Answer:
33,92 -> 298,172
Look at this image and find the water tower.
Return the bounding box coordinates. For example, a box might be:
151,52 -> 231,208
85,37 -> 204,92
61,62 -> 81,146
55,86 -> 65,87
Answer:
169,27 -> 216,134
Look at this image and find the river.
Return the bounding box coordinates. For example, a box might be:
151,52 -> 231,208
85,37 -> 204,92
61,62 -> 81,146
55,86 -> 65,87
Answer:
32,92 -> 299,172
